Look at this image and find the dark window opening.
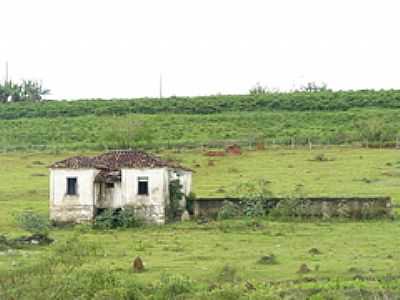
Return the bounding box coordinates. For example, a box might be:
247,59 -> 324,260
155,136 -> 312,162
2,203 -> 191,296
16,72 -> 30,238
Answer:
106,182 -> 114,189
138,177 -> 149,195
67,177 -> 77,195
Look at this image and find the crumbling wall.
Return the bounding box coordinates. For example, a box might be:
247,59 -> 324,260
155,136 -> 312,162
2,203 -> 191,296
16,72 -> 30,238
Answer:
125,204 -> 166,224
193,197 -> 392,219
121,168 -> 169,224
50,205 -> 95,224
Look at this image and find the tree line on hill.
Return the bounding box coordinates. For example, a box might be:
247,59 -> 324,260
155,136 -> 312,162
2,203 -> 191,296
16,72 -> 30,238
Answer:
0,80 -> 50,103
1,89 -> 400,120
1,78 -> 400,120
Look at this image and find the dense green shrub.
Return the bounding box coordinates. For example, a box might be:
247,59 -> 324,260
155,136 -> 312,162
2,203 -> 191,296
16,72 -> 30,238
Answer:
239,199 -> 266,217
167,179 -> 185,221
235,179 -> 273,217
185,192 -> 196,215
217,201 -> 241,220
93,208 -> 142,230
15,210 -> 49,236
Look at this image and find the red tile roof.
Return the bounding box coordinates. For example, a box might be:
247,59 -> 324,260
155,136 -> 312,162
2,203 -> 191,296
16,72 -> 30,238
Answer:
50,150 -> 192,171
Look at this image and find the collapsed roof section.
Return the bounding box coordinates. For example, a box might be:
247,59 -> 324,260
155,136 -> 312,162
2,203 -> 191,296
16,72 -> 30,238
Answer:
50,149 -> 192,173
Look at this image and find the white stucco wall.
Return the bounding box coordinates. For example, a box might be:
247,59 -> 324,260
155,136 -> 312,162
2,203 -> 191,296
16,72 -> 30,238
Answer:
180,171 -> 193,196
49,168 -> 99,223
121,168 -> 169,224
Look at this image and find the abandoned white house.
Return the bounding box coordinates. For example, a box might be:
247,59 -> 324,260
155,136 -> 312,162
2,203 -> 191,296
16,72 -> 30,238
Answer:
49,150 -> 192,224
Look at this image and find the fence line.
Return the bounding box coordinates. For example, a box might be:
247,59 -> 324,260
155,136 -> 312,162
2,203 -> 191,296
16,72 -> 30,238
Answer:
1,137 -> 400,153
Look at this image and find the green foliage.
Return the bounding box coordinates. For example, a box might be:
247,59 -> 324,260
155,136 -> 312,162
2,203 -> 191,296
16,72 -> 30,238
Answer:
1,89 -> 400,150
0,80 -> 49,103
104,120 -> 154,149
241,200 -> 268,217
0,236 -> 127,300
94,208 -> 142,230
154,273 -> 194,300
217,201 -> 241,220
218,179 -> 285,219
249,83 -> 271,95
1,108 -> 400,151
52,235 -> 105,266
185,192 -> 196,215
236,178 -> 273,217
4,89 -> 400,119
355,119 -> 398,145
299,81 -> 329,92
215,264 -> 239,284
168,179 -> 185,221
269,197 -> 303,219
269,186 -> 306,218
15,210 -> 49,235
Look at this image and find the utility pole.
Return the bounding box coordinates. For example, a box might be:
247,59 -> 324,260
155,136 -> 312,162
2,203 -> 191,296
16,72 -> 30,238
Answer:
5,61 -> 8,85
159,73 -> 163,99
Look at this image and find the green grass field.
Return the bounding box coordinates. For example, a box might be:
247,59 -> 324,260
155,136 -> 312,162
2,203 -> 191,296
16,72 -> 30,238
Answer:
1,148 -> 400,298
177,147 -> 400,200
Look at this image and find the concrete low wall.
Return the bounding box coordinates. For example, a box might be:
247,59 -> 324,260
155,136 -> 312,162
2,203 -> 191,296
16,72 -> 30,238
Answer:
193,197 -> 393,219
50,204 -> 95,224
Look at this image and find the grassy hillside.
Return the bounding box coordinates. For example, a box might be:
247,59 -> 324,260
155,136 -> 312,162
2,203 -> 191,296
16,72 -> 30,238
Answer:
1,90 -> 400,150
0,108 -> 399,151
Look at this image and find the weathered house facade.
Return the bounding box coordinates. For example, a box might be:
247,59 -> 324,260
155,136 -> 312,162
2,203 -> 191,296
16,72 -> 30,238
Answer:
49,150 -> 192,224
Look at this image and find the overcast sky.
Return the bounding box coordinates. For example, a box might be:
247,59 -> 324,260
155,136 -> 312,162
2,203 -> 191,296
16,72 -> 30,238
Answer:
1,0 -> 400,99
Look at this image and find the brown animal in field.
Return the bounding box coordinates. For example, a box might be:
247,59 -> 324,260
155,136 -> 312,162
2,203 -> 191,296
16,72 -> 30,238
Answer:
133,256 -> 144,272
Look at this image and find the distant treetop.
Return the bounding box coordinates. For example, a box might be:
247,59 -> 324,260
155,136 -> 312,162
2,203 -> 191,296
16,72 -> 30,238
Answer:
0,80 -> 50,103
